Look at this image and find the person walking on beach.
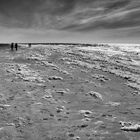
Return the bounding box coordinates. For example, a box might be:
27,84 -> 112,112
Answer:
10,43 -> 14,51
28,43 -> 31,48
15,43 -> 18,51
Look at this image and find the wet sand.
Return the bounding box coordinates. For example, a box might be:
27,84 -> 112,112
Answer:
0,43 -> 139,140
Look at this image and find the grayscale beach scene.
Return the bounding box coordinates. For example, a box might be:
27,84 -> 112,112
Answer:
0,0 -> 140,140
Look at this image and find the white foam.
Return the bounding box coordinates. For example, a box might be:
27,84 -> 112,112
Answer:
77,43 -> 140,55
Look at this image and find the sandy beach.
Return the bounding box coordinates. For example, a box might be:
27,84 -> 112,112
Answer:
0,43 -> 139,140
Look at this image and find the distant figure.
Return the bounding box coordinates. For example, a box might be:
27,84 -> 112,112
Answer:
28,43 -> 31,48
15,43 -> 18,51
10,43 -> 14,51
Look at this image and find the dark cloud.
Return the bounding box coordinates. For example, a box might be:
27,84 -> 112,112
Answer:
0,0 -> 139,33
61,1 -> 140,32
105,0 -> 131,11
0,0 -> 75,16
0,0 -> 76,28
62,8 -> 140,32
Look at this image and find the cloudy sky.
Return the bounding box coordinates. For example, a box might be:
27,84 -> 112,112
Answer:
0,0 -> 140,43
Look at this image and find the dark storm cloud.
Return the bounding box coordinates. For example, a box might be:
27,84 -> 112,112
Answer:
0,0 -> 76,15
105,0 -> 131,11
61,0 -> 140,31
62,8 -> 140,31
0,0 -> 139,32
0,0 -> 76,28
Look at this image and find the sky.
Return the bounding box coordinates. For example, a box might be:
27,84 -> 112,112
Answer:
0,0 -> 140,43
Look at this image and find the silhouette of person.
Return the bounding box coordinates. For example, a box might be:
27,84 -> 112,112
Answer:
15,43 -> 18,51
28,43 -> 31,48
11,43 -> 14,51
